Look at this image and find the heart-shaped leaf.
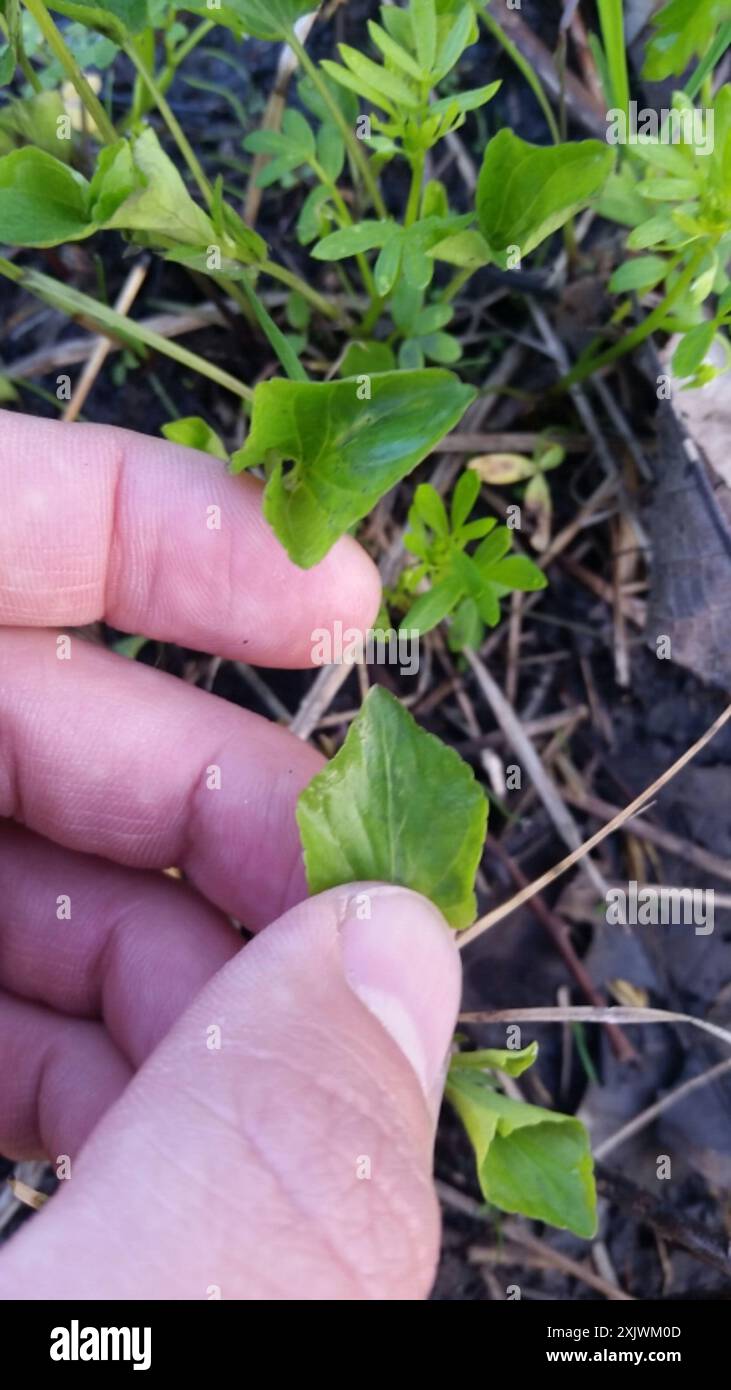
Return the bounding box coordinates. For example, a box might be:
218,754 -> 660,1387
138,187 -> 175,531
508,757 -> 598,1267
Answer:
477,131 -> 614,260
446,1067 -> 597,1237
230,370 -> 475,567
297,685 -> 488,929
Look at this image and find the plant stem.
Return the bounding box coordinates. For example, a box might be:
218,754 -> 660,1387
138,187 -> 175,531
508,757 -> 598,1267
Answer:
21,0 -> 117,141
234,272 -> 308,382
287,30 -> 388,219
0,255 -> 253,400
170,18 -> 214,70
480,6 -> 560,143
596,0 -> 629,120
124,38 -> 213,204
685,21 -> 731,100
558,248 -> 707,390
404,151 -> 425,227
439,266 -> 473,303
309,155 -> 380,307
260,257 -> 343,322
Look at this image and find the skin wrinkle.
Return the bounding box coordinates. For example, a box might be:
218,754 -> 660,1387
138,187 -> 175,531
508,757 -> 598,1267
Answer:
100,445 -> 125,622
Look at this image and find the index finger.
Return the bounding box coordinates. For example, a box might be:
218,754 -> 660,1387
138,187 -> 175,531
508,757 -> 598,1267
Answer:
0,410 -> 380,665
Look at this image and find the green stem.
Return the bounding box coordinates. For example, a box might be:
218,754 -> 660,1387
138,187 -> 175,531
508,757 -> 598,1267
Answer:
233,272 -> 308,382
288,30 -> 388,219
0,256 -> 253,400
558,248 -> 707,391
439,266 -> 473,303
124,38 -> 213,204
309,155 -> 379,305
260,258 -> 343,322
404,151 -> 425,228
479,6 -> 559,143
597,0 -> 629,121
170,18 -> 214,69
21,0 -> 117,142
685,21 -> 731,100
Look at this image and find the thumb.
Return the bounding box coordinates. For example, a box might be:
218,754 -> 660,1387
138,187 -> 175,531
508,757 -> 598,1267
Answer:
1,885 -> 461,1301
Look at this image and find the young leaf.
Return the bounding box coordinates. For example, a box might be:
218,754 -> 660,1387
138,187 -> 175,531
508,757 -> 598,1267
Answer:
336,44 -> 420,110
0,147 -> 92,246
367,19 -> 424,80
672,320 -> 716,377
296,685 -> 488,929
194,0 -> 312,41
311,219 -> 396,259
339,340 -> 396,376
410,0 -> 437,74
161,416 -> 228,461
450,469 -> 480,529
477,133 -> 614,259
488,555 -> 547,591
446,1068 -> 597,1237
0,44 -> 15,86
401,572 -> 464,635
230,371 -> 475,567
412,482 -> 449,535
609,254 -> 668,293
99,128 -> 214,246
450,1042 -> 539,1077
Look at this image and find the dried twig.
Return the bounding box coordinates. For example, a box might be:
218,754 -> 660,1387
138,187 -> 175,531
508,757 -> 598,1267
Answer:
62,259 -> 149,422
464,647 -> 609,896
459,702 -> 731,948
595,1056 -> 731,1160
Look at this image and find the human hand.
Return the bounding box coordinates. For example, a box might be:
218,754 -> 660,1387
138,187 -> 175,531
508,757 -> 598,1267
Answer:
0,411 -> 461,1300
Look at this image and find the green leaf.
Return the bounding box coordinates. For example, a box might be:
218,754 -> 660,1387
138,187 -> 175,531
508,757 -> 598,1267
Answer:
450,1041 -> 539,1077
296,685 -> 488,929
411,302 -> 453,334
316,121 -> 344,182
477,133 -> 614,258
367,19 -> 424,80
320,56 -> 396,112
412,481 -> 449,535
0,373 -> 19,401
450,469 -> 480,529
626,213 -> 682,250
339,340 -> 396,376
447,595 -> 483,651
402,572 -> 464,635
297,184 -> 332,245
0,146 -> 92,246
0,44 -> 15,87
488,555 -> 548,591
672,320 -> 716,377
282,106 -> 316,159
96,128 -> 214,246
311,219 -> 396,259
336,43 -> 420,110
421,330 -> 461,364
446,1068 -> 597,1237
609,254 -> 668,293
161,416 -> 228,460
643,0 -> 731,82
430,82 -> 501,117
374,231 -> 404,294
428,228 -> 491,269
410,0 -> 437,75
230,370 -> 475,567
48,0 -> 149,39
190,0 -> 312,41
433,4 -> 478,82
